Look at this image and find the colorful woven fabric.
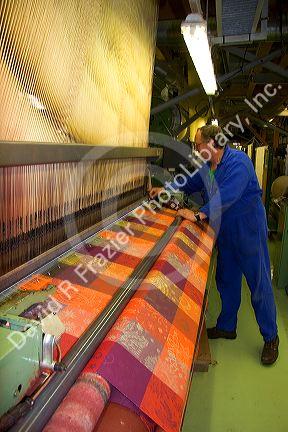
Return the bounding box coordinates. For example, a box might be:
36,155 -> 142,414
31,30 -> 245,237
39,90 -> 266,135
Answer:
19,274 -> 53,291
12,209 -> 214,432
14,208 -> 174,357
88,220 -> 214,432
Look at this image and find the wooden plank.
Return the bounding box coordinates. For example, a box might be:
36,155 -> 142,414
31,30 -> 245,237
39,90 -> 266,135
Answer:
194,322 -> 212,373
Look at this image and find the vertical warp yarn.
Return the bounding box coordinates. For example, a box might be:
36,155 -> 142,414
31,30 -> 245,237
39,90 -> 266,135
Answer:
0,0 -> 158,145
44,373 -> 110,432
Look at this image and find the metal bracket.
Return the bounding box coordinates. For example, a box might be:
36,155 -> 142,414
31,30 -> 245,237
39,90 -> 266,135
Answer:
40,334 -> 56,372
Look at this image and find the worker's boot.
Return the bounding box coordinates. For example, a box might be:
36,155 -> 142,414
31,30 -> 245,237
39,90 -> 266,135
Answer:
207,327 -> 237,340
261,335 -> 279,365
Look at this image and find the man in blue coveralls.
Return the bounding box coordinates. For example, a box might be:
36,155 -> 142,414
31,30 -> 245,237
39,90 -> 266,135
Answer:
150,125 -> 279,365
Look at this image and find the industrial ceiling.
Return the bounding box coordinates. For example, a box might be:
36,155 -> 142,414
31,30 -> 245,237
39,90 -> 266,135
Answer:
153,0 -> 288,144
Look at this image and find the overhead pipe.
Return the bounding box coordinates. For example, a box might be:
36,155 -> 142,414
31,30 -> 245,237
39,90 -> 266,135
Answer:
248,115 -> 288,137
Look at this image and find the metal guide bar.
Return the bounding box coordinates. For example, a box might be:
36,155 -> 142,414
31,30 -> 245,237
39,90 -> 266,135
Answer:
11,216 -> 182,432
0,142 -> 162,166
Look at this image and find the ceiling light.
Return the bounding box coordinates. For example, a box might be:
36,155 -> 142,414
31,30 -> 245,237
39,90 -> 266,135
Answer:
181,14 -> 217,95
211,118 -> 219,126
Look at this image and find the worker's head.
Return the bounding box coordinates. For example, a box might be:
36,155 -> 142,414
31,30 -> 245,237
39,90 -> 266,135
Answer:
195,125 -> 225,164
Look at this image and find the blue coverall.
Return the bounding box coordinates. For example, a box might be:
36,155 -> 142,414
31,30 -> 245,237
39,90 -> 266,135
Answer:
169,145 -> 278,342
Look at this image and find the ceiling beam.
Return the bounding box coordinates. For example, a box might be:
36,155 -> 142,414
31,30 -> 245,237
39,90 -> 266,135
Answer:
215,0 -> 222,37
174,106 -> 208,135
226,47 -> 288,80
247,114 -> 288,137
244,120 -> 268,145
251,0 -> 266,33
151,48 -> 283,115
279,53 -> 288,69
246,42 -> 273,99
233,73 -> 287,84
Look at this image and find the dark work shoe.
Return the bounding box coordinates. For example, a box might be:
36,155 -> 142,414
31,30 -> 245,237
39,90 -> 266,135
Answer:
261,336 -> 279,365
207,327 -> 237,340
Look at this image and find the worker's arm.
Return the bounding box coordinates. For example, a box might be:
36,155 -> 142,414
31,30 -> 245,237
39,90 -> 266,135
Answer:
149,167 -> 205,198
177,208 -> 207,222
200,161 -> 251,220
167,168 -> 204,195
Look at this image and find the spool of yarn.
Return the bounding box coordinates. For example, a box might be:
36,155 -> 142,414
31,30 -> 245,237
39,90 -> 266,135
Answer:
271,176 -> 288,199
44,373 -> 110,432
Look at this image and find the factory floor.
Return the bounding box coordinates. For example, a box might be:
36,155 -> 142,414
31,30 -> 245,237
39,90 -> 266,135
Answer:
182,242 -> 288,432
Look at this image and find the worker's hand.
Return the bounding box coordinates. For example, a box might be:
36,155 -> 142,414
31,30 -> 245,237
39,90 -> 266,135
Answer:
148,187 -> 165,199
177,208 -> 197,222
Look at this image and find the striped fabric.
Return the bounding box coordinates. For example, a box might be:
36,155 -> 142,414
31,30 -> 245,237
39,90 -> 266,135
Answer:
18,208 -> 175,356
83,221 -> 214,432
16,209 -> 214,431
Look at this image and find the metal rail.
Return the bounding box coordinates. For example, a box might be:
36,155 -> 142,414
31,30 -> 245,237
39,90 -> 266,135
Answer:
0,142 -> 162,167
11,216 -> 182,432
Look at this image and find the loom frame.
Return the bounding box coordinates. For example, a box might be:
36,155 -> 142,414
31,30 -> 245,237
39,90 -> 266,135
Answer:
0,142 -> 162,167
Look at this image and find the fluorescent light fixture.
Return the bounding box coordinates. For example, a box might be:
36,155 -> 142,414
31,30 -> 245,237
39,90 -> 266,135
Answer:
211,118 -> 219,126
181,14 -> 217,95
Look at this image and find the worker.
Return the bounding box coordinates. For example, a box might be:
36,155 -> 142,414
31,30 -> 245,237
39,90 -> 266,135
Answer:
149,125 -> 279,365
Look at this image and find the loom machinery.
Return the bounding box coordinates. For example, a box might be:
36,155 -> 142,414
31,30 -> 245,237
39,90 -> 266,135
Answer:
0,1 -> 215,431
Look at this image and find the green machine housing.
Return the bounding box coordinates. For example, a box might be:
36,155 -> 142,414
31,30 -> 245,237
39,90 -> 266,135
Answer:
0,284 -> 60,418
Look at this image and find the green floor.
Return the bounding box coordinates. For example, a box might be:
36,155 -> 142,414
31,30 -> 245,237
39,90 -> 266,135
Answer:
182,245 -> 288,432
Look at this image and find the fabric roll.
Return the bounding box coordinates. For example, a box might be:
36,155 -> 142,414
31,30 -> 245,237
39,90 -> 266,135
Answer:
44,373 -> 110,432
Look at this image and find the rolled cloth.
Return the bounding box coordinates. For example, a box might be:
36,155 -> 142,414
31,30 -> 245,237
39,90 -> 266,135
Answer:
44,373 -> 110,432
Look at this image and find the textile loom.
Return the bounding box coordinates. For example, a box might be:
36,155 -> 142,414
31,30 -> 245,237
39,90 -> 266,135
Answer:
0,1 -> 215,431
